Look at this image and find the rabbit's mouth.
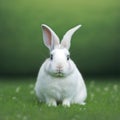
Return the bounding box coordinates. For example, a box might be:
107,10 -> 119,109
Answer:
55,71 -> 64,77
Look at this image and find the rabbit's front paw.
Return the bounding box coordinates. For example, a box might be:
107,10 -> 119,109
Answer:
46,99 -> 57,107
62,99 -> 70,107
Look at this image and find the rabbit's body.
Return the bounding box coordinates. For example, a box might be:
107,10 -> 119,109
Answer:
35,24 -> 87,107
35,58 -> 86,106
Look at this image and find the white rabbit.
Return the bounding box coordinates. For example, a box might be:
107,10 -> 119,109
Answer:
34,24 -> 87,107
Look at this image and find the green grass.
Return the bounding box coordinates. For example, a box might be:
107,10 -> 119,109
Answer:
0,77 -> 120,120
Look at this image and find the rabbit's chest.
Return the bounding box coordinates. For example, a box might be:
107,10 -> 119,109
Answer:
43,78 -> 78,99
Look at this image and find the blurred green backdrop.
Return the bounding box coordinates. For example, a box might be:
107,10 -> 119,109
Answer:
0,0 -> 120,77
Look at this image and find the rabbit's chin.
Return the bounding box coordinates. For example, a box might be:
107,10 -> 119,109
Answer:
48,72 -> 67,78
46,70 -> 73,78
53,72 -> 65,77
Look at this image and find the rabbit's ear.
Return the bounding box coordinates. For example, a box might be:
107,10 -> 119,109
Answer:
61,25 -> 81,50
41,24 -> 60,51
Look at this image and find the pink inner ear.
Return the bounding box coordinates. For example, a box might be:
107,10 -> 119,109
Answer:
61,41 -> 67,48
44,27 -> 52,46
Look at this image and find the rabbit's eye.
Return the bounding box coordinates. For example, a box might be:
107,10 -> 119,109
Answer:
67,55 -> 70,60
50,54 -> 53,60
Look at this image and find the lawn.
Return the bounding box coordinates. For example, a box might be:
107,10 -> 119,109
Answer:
0,77 -> 120,120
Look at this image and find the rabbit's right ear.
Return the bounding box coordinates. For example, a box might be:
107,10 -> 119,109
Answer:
41,24 -> 60,51
61,25 -> 81,50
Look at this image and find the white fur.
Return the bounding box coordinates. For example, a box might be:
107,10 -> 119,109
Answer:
34,24 -> 87,107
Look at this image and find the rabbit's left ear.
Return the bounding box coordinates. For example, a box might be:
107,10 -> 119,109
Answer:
61,25 -> 81,50
41,24 -> 60,51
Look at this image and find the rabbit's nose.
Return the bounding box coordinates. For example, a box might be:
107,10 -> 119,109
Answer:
56,64 -> 63,69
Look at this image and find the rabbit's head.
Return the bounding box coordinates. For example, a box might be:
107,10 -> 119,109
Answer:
41,24 -> 81,77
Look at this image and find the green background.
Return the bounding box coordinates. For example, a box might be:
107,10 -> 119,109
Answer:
0,0 -> 120,77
